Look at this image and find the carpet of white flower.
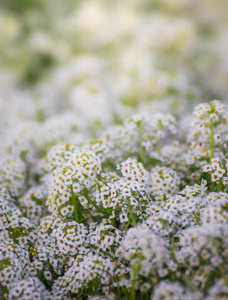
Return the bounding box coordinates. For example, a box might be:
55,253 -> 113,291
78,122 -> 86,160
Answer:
1,1 -> 228,300
1,99 -> 228,300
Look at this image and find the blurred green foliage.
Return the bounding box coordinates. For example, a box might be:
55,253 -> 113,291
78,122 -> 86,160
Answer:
0,0 -> 228,103
1,0 -> 41,14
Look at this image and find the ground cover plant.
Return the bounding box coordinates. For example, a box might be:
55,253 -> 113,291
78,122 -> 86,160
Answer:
0,100 -> 228,300
1,1 -> 228,299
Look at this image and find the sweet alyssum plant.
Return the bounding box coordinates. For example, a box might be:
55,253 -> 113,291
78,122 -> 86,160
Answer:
0,100 -> 228,300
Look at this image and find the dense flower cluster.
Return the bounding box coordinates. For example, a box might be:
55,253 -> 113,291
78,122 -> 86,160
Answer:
189,101 -> 228,162
9,277 -> 51,300
0,100 -> 228,299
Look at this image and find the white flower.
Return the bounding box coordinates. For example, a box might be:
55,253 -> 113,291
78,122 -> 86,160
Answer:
119,213 -> 129,223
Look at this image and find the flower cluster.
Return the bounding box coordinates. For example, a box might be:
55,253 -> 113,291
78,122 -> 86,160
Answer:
89,222 -> 123,258
0,155 -> 26,198
117,157 -> 149,184
148,166 -> 180,203
19,181 -> 49,223
8,277 -> 51,300
51,255 -> 114,299
47,150 -> 101,220
104,112 -> 177,164
95,176 -> 151,228
0,242 -> 28,295
202,157 -> 228,189
117,227 -> 169,290
152,281 -> 201,300
189,100 -> 228,161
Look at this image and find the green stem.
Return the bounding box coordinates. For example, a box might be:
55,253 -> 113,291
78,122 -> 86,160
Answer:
132,252 -> 144,289
110,218 -> 115,227
83,189 -> 109,218
94,277 -> 99,294
218,265 -> 228,285
158,120 -> 163,157
124,220 -> 131,231
210,120 -> 214,161
158,137 -> 161,157
219,181 -> 223,192
130,289 -> 136,300
193,212 -> 200,226
211,181 -> 215,192
140,292 -> 149,300
183,275 -> 197,291
70,185 -> 79,223
127,197 -> 137,227
117,286 -> 122,299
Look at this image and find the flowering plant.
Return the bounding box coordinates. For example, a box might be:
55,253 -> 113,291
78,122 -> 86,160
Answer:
0,100 -> 228,299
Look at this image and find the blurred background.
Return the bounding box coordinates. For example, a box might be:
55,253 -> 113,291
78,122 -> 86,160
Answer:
1,0 -> 228,153
1,0 -> 227,94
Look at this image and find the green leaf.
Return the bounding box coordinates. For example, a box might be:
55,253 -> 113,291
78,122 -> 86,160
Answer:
158,218 -> 168,228
204,272 -> 216,292
31,194 -> 44,206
